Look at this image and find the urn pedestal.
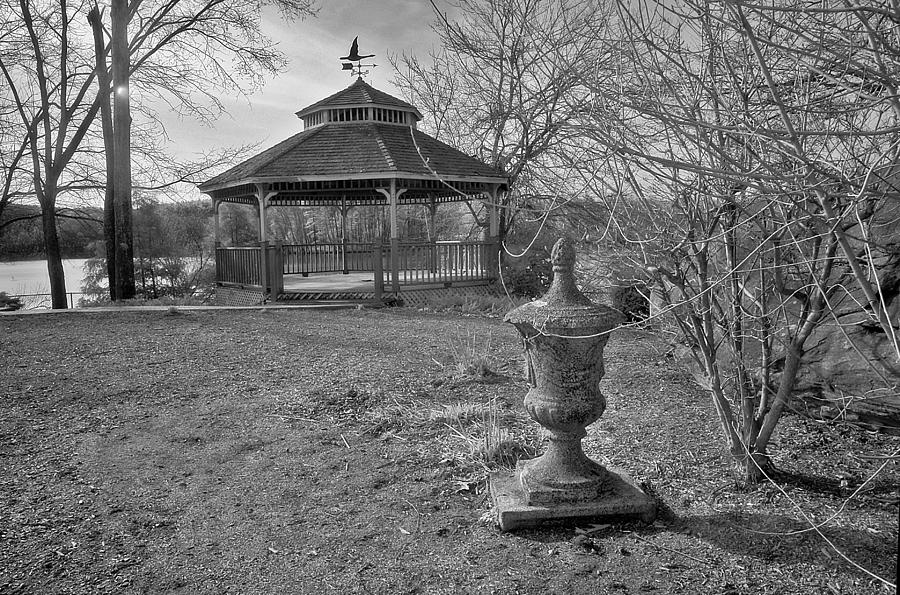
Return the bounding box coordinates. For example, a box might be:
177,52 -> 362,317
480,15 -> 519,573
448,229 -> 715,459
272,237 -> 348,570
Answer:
489,238 -> 656,531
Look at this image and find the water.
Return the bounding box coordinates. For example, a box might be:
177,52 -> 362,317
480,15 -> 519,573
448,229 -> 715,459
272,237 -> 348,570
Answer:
0,258 -> 90,295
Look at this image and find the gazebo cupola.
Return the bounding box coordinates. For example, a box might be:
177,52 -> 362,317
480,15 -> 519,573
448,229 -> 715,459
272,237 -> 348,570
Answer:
199,72 -> 508,306
296,77 -> 423,129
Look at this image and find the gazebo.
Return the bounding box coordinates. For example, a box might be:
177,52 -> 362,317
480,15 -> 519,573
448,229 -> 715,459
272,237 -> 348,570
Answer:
199,77 -> 508,306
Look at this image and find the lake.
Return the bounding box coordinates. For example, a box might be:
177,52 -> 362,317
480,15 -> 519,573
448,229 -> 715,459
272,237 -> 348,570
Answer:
0,258 -> 91,296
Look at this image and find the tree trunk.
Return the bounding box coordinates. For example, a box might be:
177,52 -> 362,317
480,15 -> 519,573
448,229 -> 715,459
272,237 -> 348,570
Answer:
139,255 -> 146,295
740,451 -> 772,484
40,193 -> 67,309
88,7 -> 118,300
150,258 -> 158,298
112,0 -> 135,300
105,190 -> 118,299
756,342 -> 805,452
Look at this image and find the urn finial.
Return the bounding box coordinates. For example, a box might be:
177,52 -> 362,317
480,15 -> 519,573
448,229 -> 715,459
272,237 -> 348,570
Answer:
544,237 -> 587,307
551,237 -> 576,273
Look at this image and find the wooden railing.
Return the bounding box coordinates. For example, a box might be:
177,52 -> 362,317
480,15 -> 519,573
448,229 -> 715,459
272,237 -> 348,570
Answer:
282,243 -> 375,275
216,241 -> 497,294
395,241 -> 495,286
216,246 -> 261,286
216,244 -> 282,295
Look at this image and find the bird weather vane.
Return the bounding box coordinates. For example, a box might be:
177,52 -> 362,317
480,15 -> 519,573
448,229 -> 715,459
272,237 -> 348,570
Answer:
340,36 -> 377,78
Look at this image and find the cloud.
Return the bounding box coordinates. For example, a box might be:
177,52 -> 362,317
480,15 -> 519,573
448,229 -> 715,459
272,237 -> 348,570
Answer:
158,0 -> 446,164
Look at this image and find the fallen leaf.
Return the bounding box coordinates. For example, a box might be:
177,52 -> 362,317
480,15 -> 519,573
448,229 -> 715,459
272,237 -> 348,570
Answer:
575,523 -> 610,535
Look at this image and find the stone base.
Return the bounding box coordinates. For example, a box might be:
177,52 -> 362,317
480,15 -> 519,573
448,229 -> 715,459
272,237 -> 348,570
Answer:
489,466 -> 656,531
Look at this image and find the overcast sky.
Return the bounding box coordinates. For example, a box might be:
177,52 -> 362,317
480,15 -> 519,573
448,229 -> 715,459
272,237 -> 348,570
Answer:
160,1 -> 446,171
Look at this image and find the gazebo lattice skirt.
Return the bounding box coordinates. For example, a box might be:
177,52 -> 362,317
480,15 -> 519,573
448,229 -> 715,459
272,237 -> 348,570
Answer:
216,286 -> 268,307
213,241 -> 502,307
215,281 -> 501,307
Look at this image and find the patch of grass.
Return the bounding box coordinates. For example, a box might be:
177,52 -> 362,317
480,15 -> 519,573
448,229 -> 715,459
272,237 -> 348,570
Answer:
422,294 -> 529,317
478,396 -> 538,467
422,294 -> 465,311
427,400 -> 485,425
79,294 -> 211,308
446,326 -> 495,380
439,397 -> 540,472
423,327 -> 540,473
356,393 -> 539,474
359,397 -> 428,436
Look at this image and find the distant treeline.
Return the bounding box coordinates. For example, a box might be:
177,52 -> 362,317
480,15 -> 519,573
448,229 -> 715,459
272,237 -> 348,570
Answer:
0,199 -> 230,261
0,204 -> 104,260
0,199 -> 486,261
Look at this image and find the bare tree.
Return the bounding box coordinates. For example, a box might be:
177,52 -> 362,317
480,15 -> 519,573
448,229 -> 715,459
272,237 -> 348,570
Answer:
574,0 -> 900,482
395,0 -> 900,487
391,0 -> 609,241
0,0 -> 316,307
0,117 -> 30,230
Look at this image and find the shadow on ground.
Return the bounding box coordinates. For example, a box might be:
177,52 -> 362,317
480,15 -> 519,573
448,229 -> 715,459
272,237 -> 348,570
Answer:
674,511 -> 893,574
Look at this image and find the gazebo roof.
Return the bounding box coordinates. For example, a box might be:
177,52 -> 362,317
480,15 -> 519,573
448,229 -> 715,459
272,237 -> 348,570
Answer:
295,77 -> 422,120
200,123 -> 503,188
199,78 -> 507,205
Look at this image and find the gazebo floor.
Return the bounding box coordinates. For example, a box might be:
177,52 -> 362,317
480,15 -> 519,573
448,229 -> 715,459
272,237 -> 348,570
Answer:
275,271 -> 498,306
282,272 -> 378,292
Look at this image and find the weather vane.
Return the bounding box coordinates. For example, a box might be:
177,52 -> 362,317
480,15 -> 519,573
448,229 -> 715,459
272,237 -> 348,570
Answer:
340,36 -> 377,78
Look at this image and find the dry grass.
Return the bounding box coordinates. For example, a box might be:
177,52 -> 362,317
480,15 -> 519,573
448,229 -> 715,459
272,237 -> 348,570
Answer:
421,294 -> 529,317
0,308 -> 897,594
443,325 -> 496,379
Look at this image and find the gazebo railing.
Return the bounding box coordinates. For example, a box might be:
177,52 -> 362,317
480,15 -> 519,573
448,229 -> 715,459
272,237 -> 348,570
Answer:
216,240 -> 497,294
215,244 -> 283,295
395,241 -> 494,285
283,243 -> 375,275
216,246 -> 262,286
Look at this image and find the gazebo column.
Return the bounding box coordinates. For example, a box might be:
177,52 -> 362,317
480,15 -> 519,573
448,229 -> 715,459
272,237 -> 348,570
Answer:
390,181 -> 399,293
425,194 -> 438,273
340,196 -> 350,274
254,183 -> 279,296
487,184 -> 501,239
425,195 -> 438,242
210,196 -> 223,288
212,197 -> 222,247
485,183 -> 502,279
376,180 -> 407,294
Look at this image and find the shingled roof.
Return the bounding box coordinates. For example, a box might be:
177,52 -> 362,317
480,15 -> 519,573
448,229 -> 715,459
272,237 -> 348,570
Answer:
199,79 -> 507,201
295,77 -> 422,120
200,122 -> 504,192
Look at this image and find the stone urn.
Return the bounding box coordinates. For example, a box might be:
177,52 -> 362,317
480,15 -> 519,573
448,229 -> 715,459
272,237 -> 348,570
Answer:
489,237 -> 656,530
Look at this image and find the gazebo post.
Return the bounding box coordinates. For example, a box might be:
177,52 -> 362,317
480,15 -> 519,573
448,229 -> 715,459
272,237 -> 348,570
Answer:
255,183 -> 279,296
389,180 -> 399,293
425,195 -> 437,242
377,180 -> 406,294
486,183 -> 502,279
374,242 -> 384,302
394,186 -> 407,292
487,184 -> 501,238
212,198 -> 221,247
340,196 -> 349,274
426,194 -> 438,273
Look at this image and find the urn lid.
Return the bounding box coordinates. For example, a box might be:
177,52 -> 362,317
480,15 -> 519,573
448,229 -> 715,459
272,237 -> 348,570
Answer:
504,238 -> 623,333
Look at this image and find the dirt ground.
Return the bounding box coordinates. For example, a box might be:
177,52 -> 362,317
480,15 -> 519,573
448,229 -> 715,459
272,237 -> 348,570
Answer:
0,308 -> 897,594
